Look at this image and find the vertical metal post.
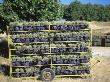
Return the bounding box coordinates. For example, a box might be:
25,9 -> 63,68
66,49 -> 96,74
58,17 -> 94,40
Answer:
7,26 -> 12,81
49,23 -> 52,69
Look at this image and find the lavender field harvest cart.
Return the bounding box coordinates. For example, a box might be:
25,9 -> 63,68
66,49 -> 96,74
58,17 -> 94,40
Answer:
7,21 -> 92,82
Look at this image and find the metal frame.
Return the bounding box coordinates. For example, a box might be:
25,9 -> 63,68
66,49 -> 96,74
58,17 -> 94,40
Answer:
7,22 -> 92,80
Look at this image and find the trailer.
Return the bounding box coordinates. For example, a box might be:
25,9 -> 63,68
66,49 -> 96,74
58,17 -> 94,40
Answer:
7,21 -> 92,82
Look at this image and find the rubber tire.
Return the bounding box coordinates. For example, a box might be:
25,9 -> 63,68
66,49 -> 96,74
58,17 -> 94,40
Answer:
41,68 -> 55,82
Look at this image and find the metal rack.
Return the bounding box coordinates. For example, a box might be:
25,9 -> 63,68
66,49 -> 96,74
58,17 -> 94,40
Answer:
7,21 -> 92,80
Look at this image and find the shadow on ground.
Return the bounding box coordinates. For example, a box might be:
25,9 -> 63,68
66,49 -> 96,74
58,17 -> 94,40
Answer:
0,64 -> 10,76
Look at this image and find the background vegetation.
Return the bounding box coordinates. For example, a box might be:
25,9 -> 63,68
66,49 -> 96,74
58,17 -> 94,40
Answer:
0,0 -> 63,32
63,1 -> 110,21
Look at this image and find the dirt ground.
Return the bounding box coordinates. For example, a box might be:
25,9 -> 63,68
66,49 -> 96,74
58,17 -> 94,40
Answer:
0,47 -> 110,82
92,47 -> 110,56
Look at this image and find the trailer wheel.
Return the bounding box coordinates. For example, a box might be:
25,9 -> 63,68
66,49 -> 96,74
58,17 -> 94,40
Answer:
41,68 -> 55,82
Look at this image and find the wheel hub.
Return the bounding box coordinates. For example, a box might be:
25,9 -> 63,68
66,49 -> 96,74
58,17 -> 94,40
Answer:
43,72 -> 52,80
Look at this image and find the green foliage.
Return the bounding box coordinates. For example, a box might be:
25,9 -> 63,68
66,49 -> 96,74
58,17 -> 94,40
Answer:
0,3 -> 19,31
63,0 -> 110,21
0,0 -> 63,31
3,0 -> 63,21
0,4 -> 6,31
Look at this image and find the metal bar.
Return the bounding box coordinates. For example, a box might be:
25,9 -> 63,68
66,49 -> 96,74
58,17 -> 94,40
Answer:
55,74 -> 92,77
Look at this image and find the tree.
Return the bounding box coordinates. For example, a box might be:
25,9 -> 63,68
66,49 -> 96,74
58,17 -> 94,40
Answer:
3,0 -> 63,21
0,2 -> 19,31
64,0 -> 84,21
0,0 -> 63,31
63,0 -> 110,21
